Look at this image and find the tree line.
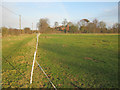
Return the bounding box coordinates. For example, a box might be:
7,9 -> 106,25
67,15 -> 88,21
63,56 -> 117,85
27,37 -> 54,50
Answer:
1,18 -> 119,36
37,18 -> 120,33
1,27 -> 38,37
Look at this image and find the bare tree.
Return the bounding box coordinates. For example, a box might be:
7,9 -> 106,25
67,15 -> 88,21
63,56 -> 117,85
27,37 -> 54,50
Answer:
69,24 -> 78,33
112,23 -> 120,33
113,23 -> 119,29
80,19 -> 89,26
77,21 -> 81,30
79,19 -> 89,33
62,19 -> 67,26
98,21 -> 106,29
54,21 -> 59,28
98,21 -> 106,33
24,27 -> 31,34
67,22 -> 73,26
37,18 -> 49,33
90,19 -> 99,33
87,22 -> 96,33
93,19 -> 98,27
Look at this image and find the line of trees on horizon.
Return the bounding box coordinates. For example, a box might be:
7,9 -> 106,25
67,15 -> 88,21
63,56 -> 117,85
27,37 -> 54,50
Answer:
37,18 -> 120,33
1,27 -> 38,37
1,18 -> 120,37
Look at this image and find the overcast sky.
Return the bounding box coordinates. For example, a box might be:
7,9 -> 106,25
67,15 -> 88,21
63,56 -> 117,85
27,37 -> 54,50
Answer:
1,1 -> 119,29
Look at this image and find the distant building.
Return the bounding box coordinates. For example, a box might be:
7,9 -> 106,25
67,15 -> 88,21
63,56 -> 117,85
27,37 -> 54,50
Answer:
56,25 -> 69,31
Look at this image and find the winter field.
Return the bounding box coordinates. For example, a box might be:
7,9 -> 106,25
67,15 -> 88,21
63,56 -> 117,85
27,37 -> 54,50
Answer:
2,33 -> 118,88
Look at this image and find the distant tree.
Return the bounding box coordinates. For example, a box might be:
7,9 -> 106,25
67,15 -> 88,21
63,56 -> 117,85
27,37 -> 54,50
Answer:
90,19 -> 99,33
21,30 -> 24,34
93,19 -> 98,27
36,23 -> 39,30
69,24 -> 78,33
83,19 -> 89,23
119,23 -> 120,33
80,20 -> 85,26
37,18 -> 49,33
54,22 -> 59,30
67,22 -> 73,27
98,21 -> 106,33
62,19 -> 67,26
98,21 -> 106,29
55,22 -> 58,27
80,19 -> 89,26
79,19 -> 89,33
2,27 -> 8,36
112,23 -> 120,33
77,21 -> 80,25
86,22 -> 96,33
77,21 -> 81,31
8,28 -> 14,35
24,27 -> 31,34
113,23 -> 119,29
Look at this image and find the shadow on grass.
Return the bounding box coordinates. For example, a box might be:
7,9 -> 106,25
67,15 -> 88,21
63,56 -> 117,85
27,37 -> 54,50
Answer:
38,42 -> 118,87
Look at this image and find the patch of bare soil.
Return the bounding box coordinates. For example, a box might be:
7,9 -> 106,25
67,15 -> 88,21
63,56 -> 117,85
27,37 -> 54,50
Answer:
84,57 -> 105,63
62,44 -> 67,47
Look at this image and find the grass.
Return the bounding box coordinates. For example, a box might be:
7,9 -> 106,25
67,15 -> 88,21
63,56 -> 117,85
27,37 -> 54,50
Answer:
36,34 -> 118,88
2,33 -> 118,88
2,34 -> 37,88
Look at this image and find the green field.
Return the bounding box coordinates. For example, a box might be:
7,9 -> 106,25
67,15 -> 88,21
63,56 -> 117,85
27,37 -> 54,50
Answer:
2,34 -> 118,88
2,34 -> 36,88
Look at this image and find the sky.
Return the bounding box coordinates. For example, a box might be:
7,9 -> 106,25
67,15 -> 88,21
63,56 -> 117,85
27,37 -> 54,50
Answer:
1,1 -> 118,29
